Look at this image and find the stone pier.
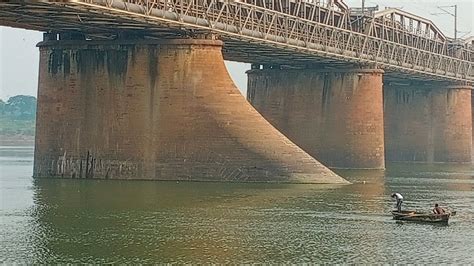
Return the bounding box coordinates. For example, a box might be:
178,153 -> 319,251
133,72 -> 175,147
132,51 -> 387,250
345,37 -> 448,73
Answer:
384,83 -> 472,163
34,37 -> 346,183
247,68 -> 385,169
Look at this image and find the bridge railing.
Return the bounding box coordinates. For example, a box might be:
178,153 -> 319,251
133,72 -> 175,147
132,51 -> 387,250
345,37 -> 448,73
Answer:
73,0 -> 472,81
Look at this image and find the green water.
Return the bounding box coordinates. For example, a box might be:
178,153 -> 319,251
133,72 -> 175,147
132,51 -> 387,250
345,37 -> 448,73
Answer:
1,146 -> 473,263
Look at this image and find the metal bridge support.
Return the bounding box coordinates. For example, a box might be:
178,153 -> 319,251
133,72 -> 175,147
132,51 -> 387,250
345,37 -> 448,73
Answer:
33,38 -> 347,183
384,83 -> 472,163
247,68 -> 385,169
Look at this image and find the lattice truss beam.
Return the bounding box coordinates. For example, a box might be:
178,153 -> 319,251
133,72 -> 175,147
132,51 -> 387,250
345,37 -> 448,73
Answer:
0,0 -> 472,83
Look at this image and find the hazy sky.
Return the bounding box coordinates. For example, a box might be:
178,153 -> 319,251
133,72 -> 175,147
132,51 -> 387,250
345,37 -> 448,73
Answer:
0,0 -> 472,100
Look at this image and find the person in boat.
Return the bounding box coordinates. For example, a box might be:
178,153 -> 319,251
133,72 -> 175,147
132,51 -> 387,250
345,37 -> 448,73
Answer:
391,193 -> 403,212
432,203 -> 445,214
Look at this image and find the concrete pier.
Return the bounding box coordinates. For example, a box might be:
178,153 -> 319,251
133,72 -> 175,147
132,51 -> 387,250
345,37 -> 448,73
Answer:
384,83 -> 472,163
247,68 -> 385,169
34,38 -> 346,183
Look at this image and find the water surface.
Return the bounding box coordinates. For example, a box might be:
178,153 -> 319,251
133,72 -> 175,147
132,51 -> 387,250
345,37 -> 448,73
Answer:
1,146 -> 473,263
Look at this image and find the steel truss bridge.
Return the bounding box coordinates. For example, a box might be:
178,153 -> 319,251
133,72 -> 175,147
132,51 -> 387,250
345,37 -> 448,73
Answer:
1,0 -> 473,83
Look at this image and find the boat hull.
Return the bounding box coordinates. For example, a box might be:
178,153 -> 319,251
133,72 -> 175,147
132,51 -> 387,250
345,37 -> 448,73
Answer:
391,210 -> 450,224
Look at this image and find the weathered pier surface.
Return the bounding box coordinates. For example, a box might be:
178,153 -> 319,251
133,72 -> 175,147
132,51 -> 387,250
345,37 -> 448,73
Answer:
248,69 -> 472,166
384,83 -> 472,163
34,38 -> 346,183
247,68 -> 385,169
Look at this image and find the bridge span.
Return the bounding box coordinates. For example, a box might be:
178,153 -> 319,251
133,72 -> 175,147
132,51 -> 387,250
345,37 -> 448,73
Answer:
1,0 -> 473,182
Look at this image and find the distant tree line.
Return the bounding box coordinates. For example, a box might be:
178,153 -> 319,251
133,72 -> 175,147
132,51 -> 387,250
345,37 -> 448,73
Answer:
0,95 -> 37,136
0,95 -> 37,120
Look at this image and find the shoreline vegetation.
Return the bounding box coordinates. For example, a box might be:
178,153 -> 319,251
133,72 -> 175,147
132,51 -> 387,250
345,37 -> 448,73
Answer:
0,95 -> 36,146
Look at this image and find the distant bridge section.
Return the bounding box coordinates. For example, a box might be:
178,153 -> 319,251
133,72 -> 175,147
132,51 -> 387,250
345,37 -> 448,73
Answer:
0,0 -> 472,83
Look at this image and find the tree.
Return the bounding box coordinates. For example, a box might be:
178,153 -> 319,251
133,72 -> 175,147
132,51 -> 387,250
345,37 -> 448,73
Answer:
5,95 -> 37,120
0,99 -> 5,115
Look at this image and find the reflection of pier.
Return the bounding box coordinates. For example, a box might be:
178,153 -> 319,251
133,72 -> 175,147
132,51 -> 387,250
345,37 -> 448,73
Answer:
1,0 -> 472,182
31,179 -> 346,262
334,169 -> 386,212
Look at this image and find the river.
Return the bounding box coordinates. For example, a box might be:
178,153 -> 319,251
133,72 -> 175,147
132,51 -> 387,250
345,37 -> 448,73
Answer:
1,145 -> 473,263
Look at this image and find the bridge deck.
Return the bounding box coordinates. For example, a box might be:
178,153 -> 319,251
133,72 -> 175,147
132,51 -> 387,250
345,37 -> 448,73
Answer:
0,0 -> 472,83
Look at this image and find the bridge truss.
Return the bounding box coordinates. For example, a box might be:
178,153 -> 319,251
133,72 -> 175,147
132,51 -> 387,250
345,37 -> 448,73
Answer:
0,0 -> 472,83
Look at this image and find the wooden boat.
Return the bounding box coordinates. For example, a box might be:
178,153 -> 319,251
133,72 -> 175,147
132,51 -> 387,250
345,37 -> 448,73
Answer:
391,210 -> 451,224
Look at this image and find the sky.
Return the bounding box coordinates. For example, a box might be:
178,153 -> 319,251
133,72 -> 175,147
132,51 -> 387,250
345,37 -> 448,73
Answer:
0,0 -> 472,100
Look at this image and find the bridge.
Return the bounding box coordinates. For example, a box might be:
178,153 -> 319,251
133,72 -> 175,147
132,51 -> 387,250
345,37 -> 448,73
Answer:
1,0 -> 473,183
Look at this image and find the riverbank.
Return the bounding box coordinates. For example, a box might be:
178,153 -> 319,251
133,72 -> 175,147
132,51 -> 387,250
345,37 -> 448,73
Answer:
0,135 -> 34,146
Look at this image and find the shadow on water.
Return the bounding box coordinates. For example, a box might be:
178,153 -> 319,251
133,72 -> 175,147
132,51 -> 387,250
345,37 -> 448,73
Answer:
394,220 -> 449,227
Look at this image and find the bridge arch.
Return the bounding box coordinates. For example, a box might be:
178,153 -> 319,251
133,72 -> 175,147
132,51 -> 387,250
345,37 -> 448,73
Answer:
373,8 -> 446,42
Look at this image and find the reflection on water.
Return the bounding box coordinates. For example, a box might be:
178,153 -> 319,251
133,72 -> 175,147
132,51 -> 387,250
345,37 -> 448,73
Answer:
1,146 -> 473,263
